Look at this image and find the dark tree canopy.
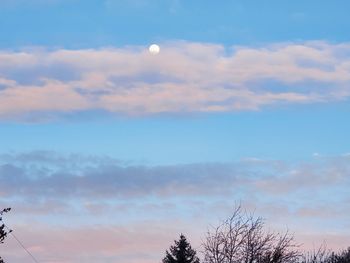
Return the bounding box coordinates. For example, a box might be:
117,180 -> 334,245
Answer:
0,208 -> 11,263
163,234 -> 200,263
302,246 -> 350,263
333,248 -> 350,263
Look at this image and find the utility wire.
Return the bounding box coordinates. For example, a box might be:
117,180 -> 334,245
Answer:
4,224 -> 40,263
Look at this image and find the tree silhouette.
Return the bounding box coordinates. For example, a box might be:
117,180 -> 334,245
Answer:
0,208 -> 11,263
163,234 -> 200,263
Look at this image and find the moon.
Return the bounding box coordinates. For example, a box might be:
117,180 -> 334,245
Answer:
149,44 -> 160,55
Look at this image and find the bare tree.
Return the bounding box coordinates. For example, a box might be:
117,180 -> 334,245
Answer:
300,244 -> 350,263
301,244 -> 332,263
202,206 -> 300,263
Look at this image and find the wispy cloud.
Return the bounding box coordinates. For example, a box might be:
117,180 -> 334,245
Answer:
0,151 -> 243,199
0,41 -> 350,120
0,153 -> 296,202
1,151 -> 350,262
1,151 -> 349,204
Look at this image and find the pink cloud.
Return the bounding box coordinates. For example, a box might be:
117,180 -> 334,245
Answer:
1,221 -> 202,263
0,41 -> 349,119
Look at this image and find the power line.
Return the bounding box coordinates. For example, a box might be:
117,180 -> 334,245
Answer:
4,224 -> 40,263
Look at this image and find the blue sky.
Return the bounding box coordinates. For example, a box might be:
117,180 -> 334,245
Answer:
2,103 -> 350,164
1,0 -> 350,48
1,1 -> 350,263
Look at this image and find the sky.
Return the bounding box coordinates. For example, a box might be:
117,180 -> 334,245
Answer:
0,0 -> 350,262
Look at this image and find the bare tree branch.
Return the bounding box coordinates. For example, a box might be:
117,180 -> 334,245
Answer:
202,206 -> 300,263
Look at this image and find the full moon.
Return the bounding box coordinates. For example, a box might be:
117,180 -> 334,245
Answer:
149,44 -> 160,55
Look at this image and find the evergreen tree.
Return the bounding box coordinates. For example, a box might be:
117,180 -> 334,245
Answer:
163,234 -> 200,263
